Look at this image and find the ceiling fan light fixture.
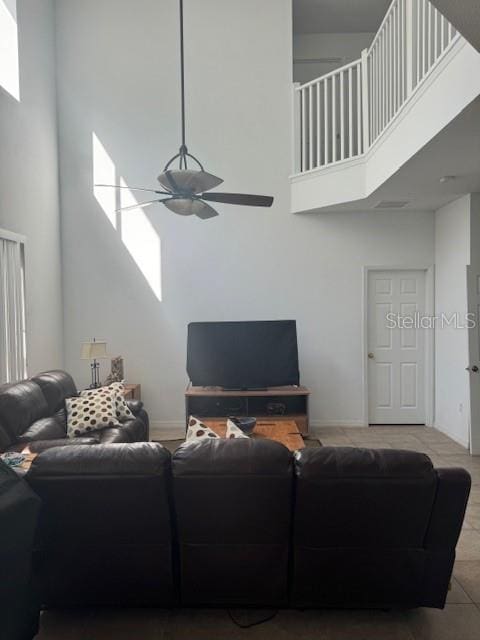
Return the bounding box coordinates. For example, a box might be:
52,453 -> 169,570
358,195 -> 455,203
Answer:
164,197 -> 219,219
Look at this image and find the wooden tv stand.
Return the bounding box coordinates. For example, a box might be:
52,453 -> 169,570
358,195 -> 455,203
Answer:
185,385 -> 310,434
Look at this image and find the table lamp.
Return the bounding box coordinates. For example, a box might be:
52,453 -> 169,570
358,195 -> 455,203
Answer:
81,339 -> 108,388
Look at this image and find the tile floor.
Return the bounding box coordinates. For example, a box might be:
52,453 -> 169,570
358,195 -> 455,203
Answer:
36,426 -> 480,640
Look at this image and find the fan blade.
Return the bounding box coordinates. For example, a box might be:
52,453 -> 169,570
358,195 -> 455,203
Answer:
115,198 -> 169,213
201,192 -> 274,207
95,184 -> 168,195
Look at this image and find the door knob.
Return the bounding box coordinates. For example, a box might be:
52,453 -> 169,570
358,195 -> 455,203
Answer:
368,352 -> 375,359
466,365 -> 479,372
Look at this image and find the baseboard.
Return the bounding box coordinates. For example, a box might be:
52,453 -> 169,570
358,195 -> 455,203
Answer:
433,422 -> 470,450
310,420 -> 367,429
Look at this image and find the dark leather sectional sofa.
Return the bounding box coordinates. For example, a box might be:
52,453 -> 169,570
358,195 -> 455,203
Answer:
28,440 -> 470,611
0,371 -> 471,626
0,370 -> 149,456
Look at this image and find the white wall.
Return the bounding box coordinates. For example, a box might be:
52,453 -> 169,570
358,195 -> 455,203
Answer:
0,0 -> 63,374
434,195 -> 471,447
55,0 -> 434,431
293,33 -> 374,83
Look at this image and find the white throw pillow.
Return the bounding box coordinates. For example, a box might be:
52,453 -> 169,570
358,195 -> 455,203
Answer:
225,419 -> 249,439
81,382 -> 133,422
66,393 -> 119,438
186,416 -> 220,441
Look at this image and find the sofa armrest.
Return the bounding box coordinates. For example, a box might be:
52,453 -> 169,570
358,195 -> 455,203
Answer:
425,468 -> 471,551
126,400 -> 149,440
421,467 -> 471,608
126,399 -> 144,415
8,437 -> 100,454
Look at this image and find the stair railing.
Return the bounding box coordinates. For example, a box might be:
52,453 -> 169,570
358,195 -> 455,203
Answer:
294,0 -> 460,174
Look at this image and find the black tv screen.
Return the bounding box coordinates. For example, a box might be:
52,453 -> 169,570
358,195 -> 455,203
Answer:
187,320 -> 299,389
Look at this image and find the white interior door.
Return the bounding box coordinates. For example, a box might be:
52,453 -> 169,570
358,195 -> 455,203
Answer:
368,270 -> 426,424
467,265 -> 480,454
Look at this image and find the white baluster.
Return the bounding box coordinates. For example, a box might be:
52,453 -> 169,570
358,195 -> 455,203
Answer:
361,51 -> 369,153
393,3 -> 397,114
357,63 -> 362,153
332,74 -> 337,162
340,71 -> 345,160
426,0 -> 431,73
440,14 -> 445,53
292,84 -> 301,174
309,85 -> 313,171
316,82 -> 321,167
324,78 -> 328,164
405,0 -> 413,97
301,88 -> 306,172
417,0 -> 422,85
348,66 -> 353,157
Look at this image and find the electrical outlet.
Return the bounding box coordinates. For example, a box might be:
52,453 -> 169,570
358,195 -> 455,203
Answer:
459,403 -> 464,414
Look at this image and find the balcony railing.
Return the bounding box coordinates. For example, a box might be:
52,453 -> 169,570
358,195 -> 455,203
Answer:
294,0 -> 460,174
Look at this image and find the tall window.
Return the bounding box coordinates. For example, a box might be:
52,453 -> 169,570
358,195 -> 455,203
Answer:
0,230 -> 26,384
0,0 -> 20,100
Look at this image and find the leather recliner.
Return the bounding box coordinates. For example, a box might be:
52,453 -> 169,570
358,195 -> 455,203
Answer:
27,442 -> 176,607
291,446 -> 471,609
172,439 -> 294,607
0,371 -> 149,455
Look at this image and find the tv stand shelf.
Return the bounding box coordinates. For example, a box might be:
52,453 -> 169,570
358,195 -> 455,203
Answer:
185,385 -> 310,434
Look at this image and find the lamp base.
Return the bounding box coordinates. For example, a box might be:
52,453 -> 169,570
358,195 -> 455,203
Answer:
90,360 -> 101,388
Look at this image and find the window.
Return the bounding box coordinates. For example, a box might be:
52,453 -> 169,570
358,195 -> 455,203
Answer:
0,229 -> 27,383
0,0 -> 20,100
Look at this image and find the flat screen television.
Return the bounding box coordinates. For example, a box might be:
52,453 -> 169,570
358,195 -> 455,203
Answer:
187,320 -> 299,389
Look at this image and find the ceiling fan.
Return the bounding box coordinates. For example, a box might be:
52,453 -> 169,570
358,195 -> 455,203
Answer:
96,0 -> 274,220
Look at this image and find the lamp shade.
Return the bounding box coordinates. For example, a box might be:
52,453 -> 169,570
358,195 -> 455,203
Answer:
80,340 -> 108,360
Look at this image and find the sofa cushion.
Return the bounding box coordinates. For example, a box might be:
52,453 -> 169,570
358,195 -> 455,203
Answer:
16,416 -> 66,444
30,371 -> 77,414
0,381 -> 49,447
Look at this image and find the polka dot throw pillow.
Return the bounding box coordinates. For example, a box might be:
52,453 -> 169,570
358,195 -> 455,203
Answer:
225,419 -> 249,439
81,382 -> 133,422
66,393 -> 120,438
186,416 -> 220,441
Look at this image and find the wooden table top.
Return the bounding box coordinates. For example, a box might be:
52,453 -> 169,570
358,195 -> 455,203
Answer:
203,419 -> 305,452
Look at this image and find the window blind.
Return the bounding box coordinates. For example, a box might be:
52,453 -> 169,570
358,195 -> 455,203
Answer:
0,235 -> 26,384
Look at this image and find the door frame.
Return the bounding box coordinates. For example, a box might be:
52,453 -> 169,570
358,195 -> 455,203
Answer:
362,265 -> 435,427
